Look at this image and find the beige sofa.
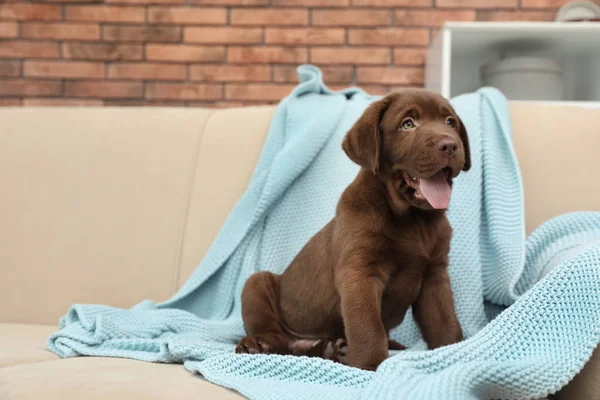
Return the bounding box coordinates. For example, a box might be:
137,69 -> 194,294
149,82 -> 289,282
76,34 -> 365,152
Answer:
1,103 -> 599,399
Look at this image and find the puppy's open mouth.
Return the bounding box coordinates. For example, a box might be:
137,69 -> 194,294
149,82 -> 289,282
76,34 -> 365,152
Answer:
402,167 -> 452,209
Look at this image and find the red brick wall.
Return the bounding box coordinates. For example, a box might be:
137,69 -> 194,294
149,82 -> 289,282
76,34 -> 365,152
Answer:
0,0 -> 590,107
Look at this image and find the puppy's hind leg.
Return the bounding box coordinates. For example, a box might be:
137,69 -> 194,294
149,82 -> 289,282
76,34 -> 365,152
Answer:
236,271 -> 291,355
387,339 -> 406,350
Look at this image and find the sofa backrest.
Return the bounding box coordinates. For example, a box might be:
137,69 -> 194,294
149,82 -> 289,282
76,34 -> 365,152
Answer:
510,103 -> 600,235
0,103 -> 598,324
0,106 -> 273,324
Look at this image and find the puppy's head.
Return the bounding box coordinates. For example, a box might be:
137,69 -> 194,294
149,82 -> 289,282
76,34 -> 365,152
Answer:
342,90 -> 470,210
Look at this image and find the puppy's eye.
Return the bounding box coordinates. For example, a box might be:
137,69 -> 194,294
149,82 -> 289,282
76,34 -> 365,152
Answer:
446,117 -> 456,128
401,118 -> 415,130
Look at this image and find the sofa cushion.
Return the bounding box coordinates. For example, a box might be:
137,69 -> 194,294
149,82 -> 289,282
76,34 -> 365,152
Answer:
0,108 -> 212,324
0,324 -> 59,368
0,357 -> 241,400
0,323 -> 240,399
177,106 -> 275,286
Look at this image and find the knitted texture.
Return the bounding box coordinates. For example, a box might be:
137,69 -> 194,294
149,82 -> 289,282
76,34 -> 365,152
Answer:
48,65 -> 600,400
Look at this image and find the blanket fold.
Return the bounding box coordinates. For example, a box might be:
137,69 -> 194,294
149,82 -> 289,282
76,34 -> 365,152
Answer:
49,65 -> 600,400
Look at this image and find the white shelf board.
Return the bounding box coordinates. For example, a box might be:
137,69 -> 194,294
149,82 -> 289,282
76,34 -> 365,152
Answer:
444,22 -> 600,56
510,100 -> 600,108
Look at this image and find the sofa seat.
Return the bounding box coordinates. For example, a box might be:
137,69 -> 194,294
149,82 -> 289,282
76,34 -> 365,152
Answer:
0,323 -> 241,400
0,324 -> 58,368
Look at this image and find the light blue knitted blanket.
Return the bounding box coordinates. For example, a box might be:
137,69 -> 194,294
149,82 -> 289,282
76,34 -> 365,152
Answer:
49,65 -> 600,400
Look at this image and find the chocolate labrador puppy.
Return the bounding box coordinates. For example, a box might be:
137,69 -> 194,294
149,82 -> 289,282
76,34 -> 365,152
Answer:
236,89 -> 470,370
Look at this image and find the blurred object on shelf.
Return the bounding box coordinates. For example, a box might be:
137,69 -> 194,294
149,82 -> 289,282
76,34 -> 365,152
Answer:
481,56 -> 564,101
555,0 -> 600,21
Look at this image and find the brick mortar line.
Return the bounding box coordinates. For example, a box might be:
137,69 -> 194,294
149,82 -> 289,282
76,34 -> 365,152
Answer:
230,23 -> 315,27
227,44 -> 428,47
5,58 -> 428,65
5,31 -> 428,42
18,75 -> 140,81
26,77 -> 162,83
43,20 -> 150,25
22,60 -> 111,64
0,95 -> 60,100
0,20 -> 477,28
57,36 -> 63,58
20,68 -> 359,81
21,60 -> 226,66
228,5 -> 435,9
14,21 -> 111,26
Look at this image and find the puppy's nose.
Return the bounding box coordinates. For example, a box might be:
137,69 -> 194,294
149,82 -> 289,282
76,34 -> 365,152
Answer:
437,138 -> 458,157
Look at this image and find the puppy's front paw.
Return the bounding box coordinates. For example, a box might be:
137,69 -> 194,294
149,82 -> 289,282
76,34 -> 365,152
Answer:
348,344 -> 389,371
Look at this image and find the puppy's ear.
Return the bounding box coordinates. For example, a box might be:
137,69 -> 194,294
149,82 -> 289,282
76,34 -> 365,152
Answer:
342,95 -> 395,174
457,116 -> 471,171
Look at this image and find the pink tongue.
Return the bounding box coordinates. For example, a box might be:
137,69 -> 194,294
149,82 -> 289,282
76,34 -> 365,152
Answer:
420,171 -> 451,209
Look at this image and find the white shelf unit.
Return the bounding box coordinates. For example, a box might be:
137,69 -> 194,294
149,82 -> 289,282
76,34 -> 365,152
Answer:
425,22 -> 600,105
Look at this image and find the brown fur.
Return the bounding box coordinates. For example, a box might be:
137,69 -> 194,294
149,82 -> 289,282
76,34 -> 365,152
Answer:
236,89 -> 470,370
